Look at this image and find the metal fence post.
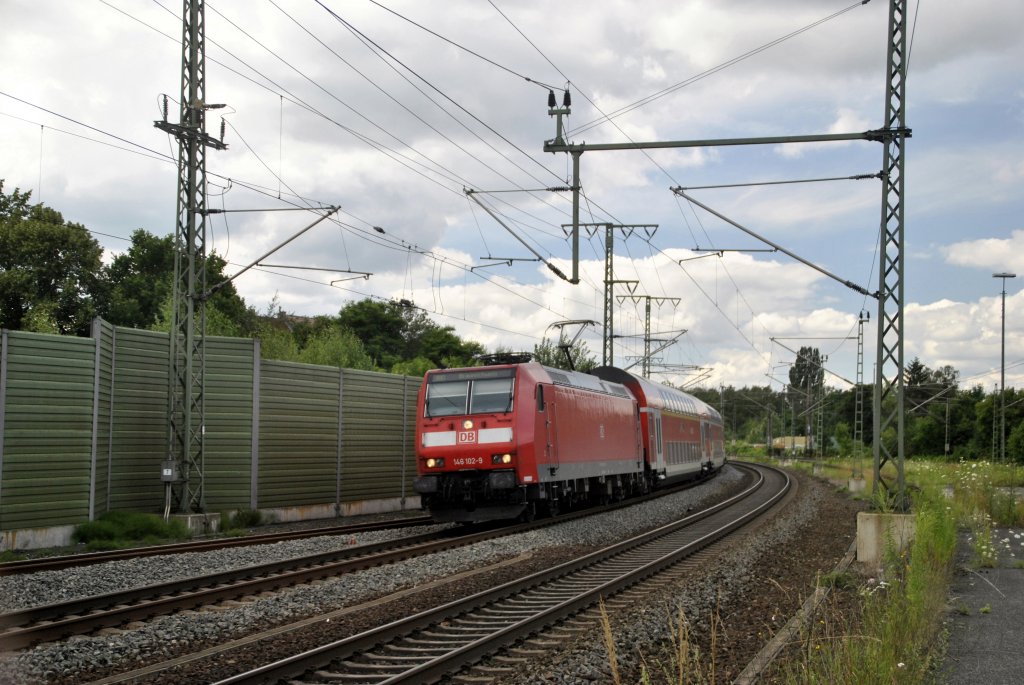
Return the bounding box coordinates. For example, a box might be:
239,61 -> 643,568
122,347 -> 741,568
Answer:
402,376 -> 408,507
89,320 -> 102,521
107,326 -> 117,512
0,329 -> 8,520
336,369 -> 344,517
250,339 -> 260,510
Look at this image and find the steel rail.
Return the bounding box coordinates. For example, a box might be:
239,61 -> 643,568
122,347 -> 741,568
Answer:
0,475 -> 717,650
212,463 -> 787,685
0,528 -> 460,650
0,516 -> 435,576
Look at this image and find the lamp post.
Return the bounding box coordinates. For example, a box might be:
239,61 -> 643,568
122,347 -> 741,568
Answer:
993,272 -> 1016,463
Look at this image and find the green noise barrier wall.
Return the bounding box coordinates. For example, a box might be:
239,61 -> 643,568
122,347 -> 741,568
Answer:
0,320 -> 421,532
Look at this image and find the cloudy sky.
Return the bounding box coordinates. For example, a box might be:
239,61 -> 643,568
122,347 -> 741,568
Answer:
2,0 -> 1022,393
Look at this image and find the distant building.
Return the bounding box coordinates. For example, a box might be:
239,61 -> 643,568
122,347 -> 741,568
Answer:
771,435 -> 813,455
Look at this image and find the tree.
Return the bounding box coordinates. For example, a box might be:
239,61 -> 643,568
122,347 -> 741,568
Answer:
0,182 -> 108,335
1007,419 -> 1024,465
391,356 -> 437,377
297,327 -> 374,370
418,324 -> 484,368
532,338 -> 598,372
904,357 -> 960,415
336,299 -> 410,368
336,298 -> 483,369
788,347 -> 824,436
108,228 -> 256,335
106,229 -> 174,329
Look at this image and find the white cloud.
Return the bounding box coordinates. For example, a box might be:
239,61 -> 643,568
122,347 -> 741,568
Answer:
940,230 -> 1024,274
2,0 -> 1022,394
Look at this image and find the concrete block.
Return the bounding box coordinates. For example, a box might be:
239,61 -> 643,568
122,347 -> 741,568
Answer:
856,511 -> 915,567
1,525 -> 75,552
848,477 -> 867,493
170,513 -> 221,537
259,496 -> 421,524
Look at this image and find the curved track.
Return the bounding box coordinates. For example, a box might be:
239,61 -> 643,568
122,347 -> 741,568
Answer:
213,463 -> 788,685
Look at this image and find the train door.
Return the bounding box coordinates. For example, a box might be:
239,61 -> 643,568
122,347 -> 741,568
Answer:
539,384 -> 559,471
700,420 -> 710,462
650,409 -> 664,472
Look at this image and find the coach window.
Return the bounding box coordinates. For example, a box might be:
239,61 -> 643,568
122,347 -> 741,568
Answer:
425,380 -> 468,417
470,377 -> 515,414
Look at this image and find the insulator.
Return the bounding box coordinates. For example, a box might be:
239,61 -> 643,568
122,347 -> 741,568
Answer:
547,90 -> 556,108
162,95 -> 168,122
563,89 -> 571,107
219,118 -> 226,142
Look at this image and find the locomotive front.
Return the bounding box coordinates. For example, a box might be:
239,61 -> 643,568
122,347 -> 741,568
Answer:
413,365 -> 528,522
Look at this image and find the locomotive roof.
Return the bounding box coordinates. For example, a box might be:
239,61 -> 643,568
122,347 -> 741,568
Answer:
536,363 -> 632,399
590,366 -> 722,422
426,362 -> 632,400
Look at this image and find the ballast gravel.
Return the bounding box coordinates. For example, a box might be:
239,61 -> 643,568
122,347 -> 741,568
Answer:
0,468 -> 755,684
489,469 -> 827,684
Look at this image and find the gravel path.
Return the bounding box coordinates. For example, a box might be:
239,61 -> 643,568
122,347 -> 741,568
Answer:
0,466 -> 766,684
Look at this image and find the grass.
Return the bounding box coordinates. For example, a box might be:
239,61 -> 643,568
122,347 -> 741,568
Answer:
609,455 -> 1022,684
778,495 -> 958,684
218,508 -> 266,536
600,597 -> 721,685
72,511 -> 191,550
780,457 -> 1021,684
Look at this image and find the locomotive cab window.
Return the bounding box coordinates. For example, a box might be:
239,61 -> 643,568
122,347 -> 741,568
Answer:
425,368 -> 516,417
425,380 -> 469,417
470,377 -> 514,414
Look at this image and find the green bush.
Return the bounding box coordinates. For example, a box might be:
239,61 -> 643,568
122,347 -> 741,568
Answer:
72,511 -> 190,546
229,508 -> 264,528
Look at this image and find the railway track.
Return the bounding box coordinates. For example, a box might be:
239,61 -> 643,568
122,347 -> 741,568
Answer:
0,524 -> 485,651
210,463 -> 788,685
0,475 -> 716,651
0,516 -> 435,576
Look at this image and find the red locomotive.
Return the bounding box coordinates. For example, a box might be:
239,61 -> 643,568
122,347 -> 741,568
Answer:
413,361 -> 725,522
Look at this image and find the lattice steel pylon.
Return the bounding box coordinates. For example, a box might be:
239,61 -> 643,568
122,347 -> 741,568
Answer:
602,225 -> 641,367
618,295 -> 681,377
155,0 -> 227,514
854,310 -> 869,478
872,0 -> 910,510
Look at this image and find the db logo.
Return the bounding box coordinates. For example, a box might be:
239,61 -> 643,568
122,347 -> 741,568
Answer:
457,431 -> 477,444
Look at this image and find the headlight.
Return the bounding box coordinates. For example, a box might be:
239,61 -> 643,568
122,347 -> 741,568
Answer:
426,458 -> 445,468
463,419 -> 474,430
491,453 -> 514,464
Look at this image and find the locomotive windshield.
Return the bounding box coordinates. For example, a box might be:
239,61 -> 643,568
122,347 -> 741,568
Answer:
425,368 -> 515,417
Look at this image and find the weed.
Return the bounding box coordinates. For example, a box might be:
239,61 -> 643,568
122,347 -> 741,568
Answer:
780,492 -> 956,684
0,550 -> 27,563
598,598 -> 621,685
229,508 -> 264,528
979,604 -> 991,614
73,511 -> 190,546
819,570 -> 858,591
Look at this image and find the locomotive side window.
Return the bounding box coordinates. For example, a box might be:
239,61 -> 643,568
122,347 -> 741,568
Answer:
425,380 -> 469,416
470,377 -> 514,414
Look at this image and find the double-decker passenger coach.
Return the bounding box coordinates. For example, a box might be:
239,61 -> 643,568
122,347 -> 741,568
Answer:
591,367 -> 726,482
